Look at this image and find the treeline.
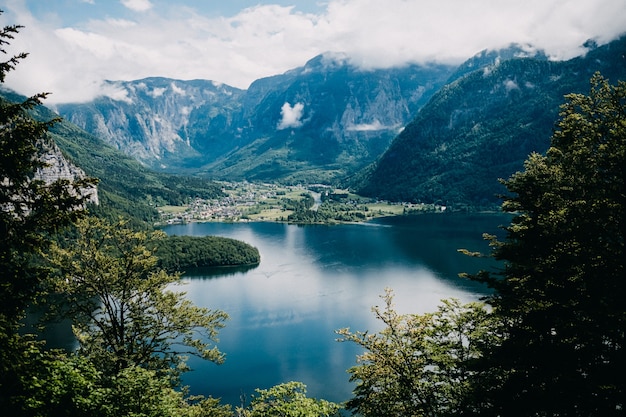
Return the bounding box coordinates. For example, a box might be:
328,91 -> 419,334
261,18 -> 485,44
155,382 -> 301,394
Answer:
288,201 -> 367,223
287,192 -> 370,223
155,235 -> 260,271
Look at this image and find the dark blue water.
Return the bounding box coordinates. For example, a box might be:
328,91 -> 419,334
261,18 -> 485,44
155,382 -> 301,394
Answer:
163,213 -> 508,407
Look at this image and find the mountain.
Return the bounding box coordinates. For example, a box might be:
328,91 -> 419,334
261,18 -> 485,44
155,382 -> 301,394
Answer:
0,92 -> 226,225
57,78 -> 245,170
200,54 -> 455,183
56,55 -> 456,182
356,36 -> 626,208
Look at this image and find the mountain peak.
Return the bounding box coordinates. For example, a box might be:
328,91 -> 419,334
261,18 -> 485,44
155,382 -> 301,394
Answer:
284,52 -> 354,77
447,43 -> 548,83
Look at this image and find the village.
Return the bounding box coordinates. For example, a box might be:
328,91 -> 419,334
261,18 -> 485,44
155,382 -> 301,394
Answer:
157,181 -> 443,225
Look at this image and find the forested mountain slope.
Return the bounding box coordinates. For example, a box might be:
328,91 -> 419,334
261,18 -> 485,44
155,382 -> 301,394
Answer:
356,36 -> 626,208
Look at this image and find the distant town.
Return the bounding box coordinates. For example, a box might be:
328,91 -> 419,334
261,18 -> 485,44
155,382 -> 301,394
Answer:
157,181 -> 443,225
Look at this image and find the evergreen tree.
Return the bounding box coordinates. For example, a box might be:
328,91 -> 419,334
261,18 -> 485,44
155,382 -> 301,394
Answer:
1,13 -> 95,412
470,73 -> 626,416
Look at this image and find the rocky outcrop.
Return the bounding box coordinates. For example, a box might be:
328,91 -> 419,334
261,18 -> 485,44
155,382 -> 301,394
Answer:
35,140 -> 99,205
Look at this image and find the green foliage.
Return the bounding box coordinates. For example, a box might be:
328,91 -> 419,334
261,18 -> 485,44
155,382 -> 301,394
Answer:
102,365 -> 232,417
468,74 -> 626,415
1,15 -> 95,412
236,382 -> 341,417
48,217 -> 229,377
287,199 -> 371,223
16,351 -> 232,417
337,289 -> 495,417
155,235 -> 260,271
18,352 -> 103,417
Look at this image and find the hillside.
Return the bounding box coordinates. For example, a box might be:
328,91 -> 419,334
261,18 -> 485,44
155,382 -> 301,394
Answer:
0,90 -> 227,225
356,36 -> 626,208
56,55 -> 456,183
49,118 -> 225,223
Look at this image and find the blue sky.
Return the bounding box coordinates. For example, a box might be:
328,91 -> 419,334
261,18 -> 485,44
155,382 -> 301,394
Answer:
2,0 -> 626,103
22,0 -> 326,25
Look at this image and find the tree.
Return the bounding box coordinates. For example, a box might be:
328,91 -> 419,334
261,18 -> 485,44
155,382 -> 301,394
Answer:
1,12 -> 96,412
469,73 -> 626,416
48,216 -> 229,377
102,365 -> 232,417
336,289 -> 495,417
20,355 -> 233,417
236,381 -> 341,417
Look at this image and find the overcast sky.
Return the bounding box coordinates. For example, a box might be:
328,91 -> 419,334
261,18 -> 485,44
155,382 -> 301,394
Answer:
2,0 -> 625,104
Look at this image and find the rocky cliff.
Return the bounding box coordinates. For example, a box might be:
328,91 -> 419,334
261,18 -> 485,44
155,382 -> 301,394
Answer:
58,78 -> 244,170
35,140 -> 99,205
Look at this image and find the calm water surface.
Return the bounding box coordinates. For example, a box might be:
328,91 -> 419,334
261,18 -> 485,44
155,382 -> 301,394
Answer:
163,213 -> 508,407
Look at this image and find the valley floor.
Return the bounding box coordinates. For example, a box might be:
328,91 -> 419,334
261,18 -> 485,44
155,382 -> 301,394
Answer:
156,182 -> 446,225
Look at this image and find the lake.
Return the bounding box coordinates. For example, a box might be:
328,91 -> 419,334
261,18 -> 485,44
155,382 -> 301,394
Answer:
162,212 -> 508,407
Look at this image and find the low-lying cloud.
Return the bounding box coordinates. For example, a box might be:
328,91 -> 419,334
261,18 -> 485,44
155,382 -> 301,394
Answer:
277,102 -> 305,130
2,0 -> 625,103
347,120 -> 390,132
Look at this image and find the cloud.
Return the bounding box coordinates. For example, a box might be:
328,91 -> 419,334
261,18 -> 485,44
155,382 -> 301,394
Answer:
121,0 -> 153,12
170,82 -> 186,96
347,120 -> 388,132
277,102 -> 305,130
1,0 -> 625,104
504,79 -> 520,93
101,84 -> 133,104
148,87 -> 167,98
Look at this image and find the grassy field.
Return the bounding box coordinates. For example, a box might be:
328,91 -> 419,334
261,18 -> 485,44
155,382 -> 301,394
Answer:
158,205 -> 189,214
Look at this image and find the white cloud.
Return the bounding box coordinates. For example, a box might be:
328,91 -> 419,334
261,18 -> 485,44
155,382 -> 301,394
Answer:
346,120 -> 393,132
1,0 -> 625,103
121,0 -> 153,12
148,87 -> 167,98
504,79 -> 520,92
170,82 -> 186,96
101,84 -> 133,104
277,102 -> 305,130
104,18 -> 138,29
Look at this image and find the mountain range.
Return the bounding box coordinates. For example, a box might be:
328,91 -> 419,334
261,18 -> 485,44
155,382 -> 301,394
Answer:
15,34 -> 626,210
56,55 -> 456,183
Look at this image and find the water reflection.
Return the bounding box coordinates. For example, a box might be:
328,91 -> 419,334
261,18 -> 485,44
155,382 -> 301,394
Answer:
165,213 -> 507,407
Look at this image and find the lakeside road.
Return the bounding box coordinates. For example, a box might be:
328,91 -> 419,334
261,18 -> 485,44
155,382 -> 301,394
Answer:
310,191 -> 322,211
